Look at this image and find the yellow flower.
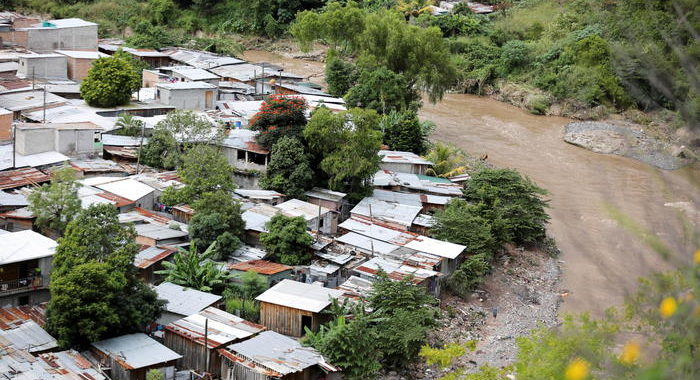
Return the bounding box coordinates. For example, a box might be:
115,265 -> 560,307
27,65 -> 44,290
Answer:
619,341 -> 640,364
565,358 -> 590,380
659,297 -> 678,319
694,249 -> 700,264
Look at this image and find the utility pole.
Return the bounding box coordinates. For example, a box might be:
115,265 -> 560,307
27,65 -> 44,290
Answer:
31,67 -> 35,90
317,203 -> 322,234
42,86 -> 46,123
12,123 -> 16,169
203,318 -> 209,373
135,118 -> 145,174
368,204 -> 374,258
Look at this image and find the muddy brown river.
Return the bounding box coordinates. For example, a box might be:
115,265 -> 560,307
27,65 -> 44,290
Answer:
244,50 -> 700,316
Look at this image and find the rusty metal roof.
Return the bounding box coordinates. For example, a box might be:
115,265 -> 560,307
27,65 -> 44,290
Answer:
0,167 -> 51,190
165,307 -> 265,349
228,260 -> 292,275
0,348 -> 106,379
92,333 -> 181,370
0,304 -> 57,353
133,246 -> 176,269
0,303 -> 48,329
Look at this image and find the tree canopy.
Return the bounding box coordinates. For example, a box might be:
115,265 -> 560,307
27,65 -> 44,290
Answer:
161,144 -> 235,205
304,107 -> 382,201
259,136 -> 314,199
249,95 -> 308,150
156,242 -> 232,294
188,190 -> 244,258
344,67 -> 419,114
28,167 -> 81,237
260,214 -> 313,266
80,54 -> 140,107
46,204 -> 164,348
379,110 -> 428,154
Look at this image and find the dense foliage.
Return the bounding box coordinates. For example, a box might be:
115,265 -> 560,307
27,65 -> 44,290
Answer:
188,190 -> 245,259
161,144 -> 235,205
46,204 -> 164,348
304,107 -> 382,201
79,54 -> 140,107
259,136 -> 314,199
249,95 -> 308,150
156,242 -> 232,294
223,270 -> 269,322
260,214 -> 314,265
28,167 -> 81,237
379,110 -> 428,154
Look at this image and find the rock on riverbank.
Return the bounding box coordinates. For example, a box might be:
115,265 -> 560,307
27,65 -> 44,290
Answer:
564,121 -> 694,170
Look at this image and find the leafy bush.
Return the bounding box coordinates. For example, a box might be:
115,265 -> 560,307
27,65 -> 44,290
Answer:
447,253 -> 493,296
260,214 -> 313,265
80,55 -> 140,107
325,52 -> 358,97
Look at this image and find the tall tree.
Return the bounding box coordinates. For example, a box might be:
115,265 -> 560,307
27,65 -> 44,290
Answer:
304,107 -> 382,200
260,214 -> 313,265
325,52 -> 358,97
80,55 -> 140,107
161,144 -> 235,205
379,110 -> 427,154
344,67 -> 418,113
249,95 -> 308,150
46,204 -> 164,348
188,191 -> 245,258
259,136 -> 314,199
28,167 -> 81,237
156,242 -> 232,294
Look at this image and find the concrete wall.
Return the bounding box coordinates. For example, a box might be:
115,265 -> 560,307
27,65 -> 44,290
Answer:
0,288 -> 49,308
17,55 -> 67,80
0,111 -> 11,141
221,147 -> 268,173
16,127 -> 54,155
26,25 -> 98,53
379,162 -> 429,175
56,129 -> 97,154
156,87 -> 218,110
65,57 -> 95,81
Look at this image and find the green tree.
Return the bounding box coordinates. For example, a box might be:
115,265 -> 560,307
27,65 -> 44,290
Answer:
291,1 -> 366,53
28,167 -> 81,237
259,136 -> 314,199
223,270 -> 269,322
344,67 -> 418,113
380,110 -> 427,154
260,214 -> 313,265
304,314 -> 382,380
80,54 -> 140,107
139,128 -> 180,170
304,107 -> 382,200
325,52 -> 358,97
46,204 -> 163,348
423,142 -> 473,178
156,242 -> 232,294
463,168 -> 550,244
146,369 -> 165,380
188,191 -> 244,258
447,253 -> 493,297
113,113 -> 144,137
432,199 -> 497,253
249,95 -> 308,150
162,144 -> 235,205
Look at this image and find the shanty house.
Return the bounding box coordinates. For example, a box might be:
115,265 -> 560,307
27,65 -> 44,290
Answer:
350,196 -> 423,231
0,191 -> 28,213
15,122 -> 101,156
155,82 -> 218,110
219,330 -> 339,380
304,187 -> 347,215
82,177 -> 156,209
374,170 -> 464,197
234,189 -> 285,205
154,282 -> 222,326
228,260 -> 293,286
379,150 -> 433,175
19,18 -> 98,53
0,230 -> 56,307
0,207 -> 35,232
220,128 -> 269,172
276,199 -> 337,235
0,303 -> 57,354
163,307 -> 265,377
16,54 -> 67,80
91,333 -> 181,380
133,246 -> 177,284
0,348 -> 106,379
256,279 -> 344,337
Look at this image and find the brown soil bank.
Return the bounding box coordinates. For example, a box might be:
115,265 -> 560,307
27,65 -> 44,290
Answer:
420,94 -> 700,317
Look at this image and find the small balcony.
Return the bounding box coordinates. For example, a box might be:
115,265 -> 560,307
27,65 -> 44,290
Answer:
0,276 -> 46,296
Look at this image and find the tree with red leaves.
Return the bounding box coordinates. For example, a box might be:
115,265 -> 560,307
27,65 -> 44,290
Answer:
249,95 -> 308,150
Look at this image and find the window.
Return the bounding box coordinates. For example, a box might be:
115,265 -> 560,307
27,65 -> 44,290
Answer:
237,149 -> 246,161
18,296 -> 29,306
301,315 -> 312,332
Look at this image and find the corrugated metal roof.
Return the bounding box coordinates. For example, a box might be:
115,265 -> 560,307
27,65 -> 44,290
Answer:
154,282 -> 222,317
354,256 -> 440,285
0,144 -> 69,171
373,170 -> 463,196
169,66 -> 220,81
379,150 -> 433,165
335,232 -> 398,256
412,214 -> 435,228
92,333 -> 181,370
304,187 -> 346,202
0,304 -> 48,329
165,307 -> 265,348
220,128 -> 268,154
255,279 -> 343,313
372,189 -> 450,206
211,64 -> 303,82
0,304 -> 56,353
164,49 -> 244,69
55,50 -> 107,59
228,260 -> 291,275
0,230 -> 56,265
92,177 -> 155,201
134,223 -> 188,241
0,348 -> 106,379
275,199 -> 330,221
234,189 -> 285,200
156,81 -> 217,90
133,246 -> 176,269
0,191 -> 28,207
0,90 -> 67,111
229,245 -> 267,263
350,197 -> 422,228
29,18 -> 96,28
224,330 -> 335,376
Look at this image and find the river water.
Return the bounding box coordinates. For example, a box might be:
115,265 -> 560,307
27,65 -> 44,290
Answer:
243,50 -> 700,316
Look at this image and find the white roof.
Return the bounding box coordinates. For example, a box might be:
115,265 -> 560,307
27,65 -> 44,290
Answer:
55,50 -> 107,59
156,81 -> 217,90
166,307 -> 264,347
372,189 -> 450,206
22,105 -> 114,131
211,63 -> 303,82
241,204 -> 275,232
350,197 -> 422,228
373,170 -> 463,196
134,223 -> 188,241
234,189 -> 285,200
0,144 -> 69,171
0,62 -> 18,73
339,217 -> 466,259
18,53 -> 65,59
92,333 -> 181,369
255,279 -> 344,313
0,90 -> 67,112
92,178 -> 155,201
169,66 -> 220,81
275,199 -> 330,221
379,150 -> 433,165
217,101 -> 264,120
30,18 -> 96,28
0,230 -> 57,265
336,232 -> 399,256
154,282 -> 222,316
164,49 -> 244,69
